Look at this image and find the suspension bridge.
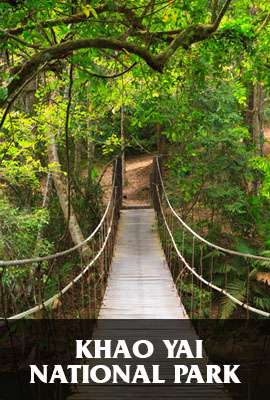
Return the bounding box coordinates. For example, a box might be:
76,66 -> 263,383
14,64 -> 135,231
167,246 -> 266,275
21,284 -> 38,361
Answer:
1,156 -> 270,399
1,156 -> 269,320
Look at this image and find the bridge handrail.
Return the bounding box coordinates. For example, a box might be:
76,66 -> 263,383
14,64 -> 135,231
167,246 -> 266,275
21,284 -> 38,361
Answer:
0,158 -> 118,267
155,185 -> 270,318
155,157 -> 270,262
3,189 -> 118,320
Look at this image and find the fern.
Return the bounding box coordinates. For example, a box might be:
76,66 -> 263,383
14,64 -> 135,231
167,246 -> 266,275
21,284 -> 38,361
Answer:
254,296 -> 270,311
219,280 -> 246,319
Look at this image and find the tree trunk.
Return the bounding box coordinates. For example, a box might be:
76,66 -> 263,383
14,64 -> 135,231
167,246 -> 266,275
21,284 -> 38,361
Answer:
156,122 -> 161,153
252,82 -> 264,156
74,139 -> 82,177
246,82 -> 264,193
32,172 -> 52,304
87,117 -> 95,183
48,134 -> 90,256
156,122 -> 166,154
35,172 -> 52,246
246,83 -> 264,155
211,0 -> 219,23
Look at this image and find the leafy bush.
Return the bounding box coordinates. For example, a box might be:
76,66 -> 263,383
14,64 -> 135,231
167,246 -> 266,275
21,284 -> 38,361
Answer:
0,197 -> 52,260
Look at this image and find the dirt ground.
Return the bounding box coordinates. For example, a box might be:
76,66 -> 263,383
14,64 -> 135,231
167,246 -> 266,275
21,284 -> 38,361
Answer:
100,154 -> 153,207
100,127 -> 270,204
122,154 -> 153,207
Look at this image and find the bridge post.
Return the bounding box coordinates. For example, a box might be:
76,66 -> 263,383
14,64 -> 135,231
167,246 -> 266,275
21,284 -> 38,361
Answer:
115,156 -> 123,209
151,156 -> 161,215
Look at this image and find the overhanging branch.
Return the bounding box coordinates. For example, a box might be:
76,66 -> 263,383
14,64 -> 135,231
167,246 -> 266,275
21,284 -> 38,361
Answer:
213,0 -> 233,30
2,38 -> 163,107
3,3 -> 144,37
77,62 -> 137,79
0,1 -> 233,107
3,6 -> 108,36
155,0 -> 233,66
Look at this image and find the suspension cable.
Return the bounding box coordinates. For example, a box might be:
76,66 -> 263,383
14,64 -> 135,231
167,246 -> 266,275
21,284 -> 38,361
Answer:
155,184 -> 270,318
2,189 -> 117,320
156,157 -> 270,262
0,158 -> 117,267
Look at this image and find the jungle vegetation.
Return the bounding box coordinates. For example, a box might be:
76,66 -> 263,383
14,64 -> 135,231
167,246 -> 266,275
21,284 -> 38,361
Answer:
1,0 -> 270,317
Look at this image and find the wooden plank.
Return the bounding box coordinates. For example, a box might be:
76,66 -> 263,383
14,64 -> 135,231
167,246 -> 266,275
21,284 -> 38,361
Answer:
67,209 -> 232,400
99,209 -> 186,319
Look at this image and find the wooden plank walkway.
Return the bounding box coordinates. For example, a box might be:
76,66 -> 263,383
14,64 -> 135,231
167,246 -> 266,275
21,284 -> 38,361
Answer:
99,208 -> 186,319
67,208 -> 231,400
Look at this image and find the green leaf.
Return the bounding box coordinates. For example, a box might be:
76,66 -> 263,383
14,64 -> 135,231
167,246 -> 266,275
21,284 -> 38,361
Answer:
81,4 -> 98,18
81,5 -> 90,17
0,87 -> 7,102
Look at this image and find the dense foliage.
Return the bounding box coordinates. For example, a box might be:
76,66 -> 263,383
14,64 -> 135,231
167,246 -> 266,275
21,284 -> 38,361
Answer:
1,0 -> 270,318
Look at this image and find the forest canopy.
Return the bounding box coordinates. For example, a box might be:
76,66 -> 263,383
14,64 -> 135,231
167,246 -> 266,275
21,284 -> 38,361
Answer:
1,0 -> 270,319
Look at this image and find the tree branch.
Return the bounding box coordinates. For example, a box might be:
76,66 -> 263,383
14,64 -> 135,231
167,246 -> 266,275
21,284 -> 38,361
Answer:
0,28 -> 44,50
4,6 -> 108,36
3,4 -> 144,36
256,12 -> 270,34
77,62 -> 137,79
155,0 -> 232,66
62,63 -> 74,239
1,38 -> 162,106
0,61 -> 47,130
213,0 -> 233,30
0,0 -> 233,108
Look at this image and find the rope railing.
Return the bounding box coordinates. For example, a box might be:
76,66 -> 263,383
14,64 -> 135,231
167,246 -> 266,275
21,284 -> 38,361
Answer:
6,193 -> 117,320
155,157 -> 270,261
0,158 -> 119,267
0,158 -> 122,319
151,156 -> 270,319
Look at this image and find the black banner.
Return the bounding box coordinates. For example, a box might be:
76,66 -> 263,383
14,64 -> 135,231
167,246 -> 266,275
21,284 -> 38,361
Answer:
0,319 -> 269,400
